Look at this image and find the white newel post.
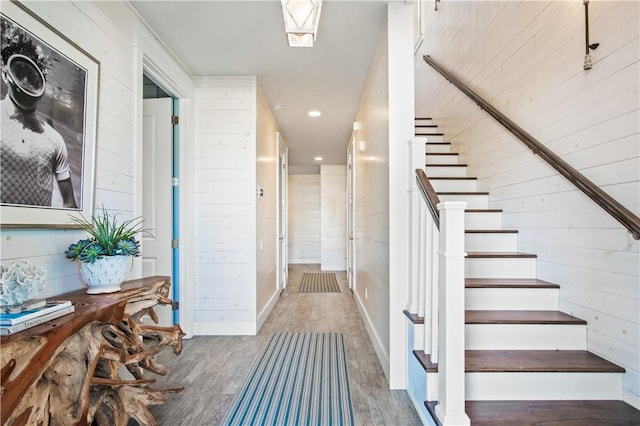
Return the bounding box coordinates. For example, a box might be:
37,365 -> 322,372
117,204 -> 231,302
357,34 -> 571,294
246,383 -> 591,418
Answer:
435,201 -> 470,426
407,137 -> 428,314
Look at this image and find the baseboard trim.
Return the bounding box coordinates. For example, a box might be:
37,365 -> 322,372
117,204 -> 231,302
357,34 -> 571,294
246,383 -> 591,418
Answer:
257,289 -> 280,332
288,259 -> 320,264
353,290 -> 391,382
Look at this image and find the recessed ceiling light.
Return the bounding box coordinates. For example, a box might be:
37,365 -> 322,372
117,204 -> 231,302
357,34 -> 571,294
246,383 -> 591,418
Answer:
272,103 -> 283,110
314,156 -> 323,161
308,110 -> 321,117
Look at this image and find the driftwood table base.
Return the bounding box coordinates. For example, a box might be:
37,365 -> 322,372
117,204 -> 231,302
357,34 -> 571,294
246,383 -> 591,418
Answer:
0,276 -> 184,425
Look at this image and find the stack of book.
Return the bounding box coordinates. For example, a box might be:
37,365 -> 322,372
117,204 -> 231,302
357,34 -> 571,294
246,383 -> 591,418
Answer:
0,300 -> 75,336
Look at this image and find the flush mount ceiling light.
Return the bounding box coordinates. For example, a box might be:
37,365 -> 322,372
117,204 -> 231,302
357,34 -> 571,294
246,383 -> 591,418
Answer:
314,156 -> 323,161
308,110 -> 321,117
281,0 -> 323,47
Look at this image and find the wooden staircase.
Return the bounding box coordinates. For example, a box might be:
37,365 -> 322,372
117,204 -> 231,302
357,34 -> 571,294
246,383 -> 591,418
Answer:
408,118 -> 640,425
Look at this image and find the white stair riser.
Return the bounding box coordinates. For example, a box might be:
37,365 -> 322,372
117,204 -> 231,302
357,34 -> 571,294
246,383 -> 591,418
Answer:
465,211 -> 503,230
425,144 -> 451,154
415,119 -> 433,126
465,233 -> 518,252
466,372 -> 622,400
466,257 -> 537,279
412,323 -> 425,351
426,165 -> 467,177
439,193 -> 488,209
465,288 -> 559,310
418,134 -> 445,142
465,324 -> 587,350
426,154 -> 459,165
426,372 -> 438,402
430,179 -> 477,192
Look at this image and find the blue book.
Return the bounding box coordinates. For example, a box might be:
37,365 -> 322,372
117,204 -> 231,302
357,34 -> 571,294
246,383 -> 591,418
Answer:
0,301 -> 73,326
0,305 -> 75,336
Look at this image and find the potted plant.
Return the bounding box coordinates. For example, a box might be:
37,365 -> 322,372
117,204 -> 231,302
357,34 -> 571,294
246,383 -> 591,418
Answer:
65,208 -> 143,294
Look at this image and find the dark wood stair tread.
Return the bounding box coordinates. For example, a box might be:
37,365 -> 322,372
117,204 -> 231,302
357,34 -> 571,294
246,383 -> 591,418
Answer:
415,124 -> 438,127
429,177 -> 477,180
438,191 -> 489,195
466,252 -> 537,258
425,142 -> 450,145
426,164 -> 467,167
466,310 -> 586,325
413,350 -> 438,372
466,350 -> 625,373
465,208 -> 502,212
465,229 -> 517,234
416,132 -> 444,136
466,278 -> 559,288
402,309 -> 423,324
426,152 -> 457,155
463,400 -> 640,425
415,117 -> 433,120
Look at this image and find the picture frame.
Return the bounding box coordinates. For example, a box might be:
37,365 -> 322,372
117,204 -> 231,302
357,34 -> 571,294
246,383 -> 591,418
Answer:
1,1 -> 99,228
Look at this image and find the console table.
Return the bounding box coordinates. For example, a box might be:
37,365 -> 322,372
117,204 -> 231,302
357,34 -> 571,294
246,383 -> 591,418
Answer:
0,276 -> 184,425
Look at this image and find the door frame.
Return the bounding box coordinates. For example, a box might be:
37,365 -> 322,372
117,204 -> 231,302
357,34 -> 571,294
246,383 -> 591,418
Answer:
347,135 -> 356,291
276,132 -> 288,291
134,22 -> 195,336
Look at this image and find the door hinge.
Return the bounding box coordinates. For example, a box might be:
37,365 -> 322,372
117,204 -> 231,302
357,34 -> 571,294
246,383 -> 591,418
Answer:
171,115 -> 179,125
172,301 -> 179,310
172,177 -> 179,187
172,239 -> 179,249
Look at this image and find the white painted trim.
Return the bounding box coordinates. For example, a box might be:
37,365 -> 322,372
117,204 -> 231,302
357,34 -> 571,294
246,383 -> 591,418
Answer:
257,289 -> 280,332
288,259 -> 321,264
132,21 -> 196,337
194,322 -> 256,336
354,290 -> 391,382
387,0 -> 415,391
622,388 -> 640,411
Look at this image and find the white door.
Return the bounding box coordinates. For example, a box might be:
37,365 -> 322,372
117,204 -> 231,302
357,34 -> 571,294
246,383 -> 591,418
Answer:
277,133 -> 288,290
347,138 -> 355,290
142,98 -> 173,326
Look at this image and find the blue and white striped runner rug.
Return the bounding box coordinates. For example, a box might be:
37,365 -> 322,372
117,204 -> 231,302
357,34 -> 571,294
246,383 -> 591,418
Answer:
221,332 -> 355,426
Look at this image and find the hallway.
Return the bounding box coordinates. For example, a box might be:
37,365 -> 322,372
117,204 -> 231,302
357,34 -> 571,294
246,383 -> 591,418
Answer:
149,264 -> 421,425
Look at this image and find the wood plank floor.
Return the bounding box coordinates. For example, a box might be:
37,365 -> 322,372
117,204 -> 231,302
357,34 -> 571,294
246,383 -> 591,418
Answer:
149,264 -> 421,425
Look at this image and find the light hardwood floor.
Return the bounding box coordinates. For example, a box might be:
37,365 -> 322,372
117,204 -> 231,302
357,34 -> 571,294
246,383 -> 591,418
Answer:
149,264 -> 421,425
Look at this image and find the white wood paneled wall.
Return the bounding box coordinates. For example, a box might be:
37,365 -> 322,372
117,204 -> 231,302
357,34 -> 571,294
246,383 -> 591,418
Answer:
352,22 -> 392,381
0,1 -> 142,297
415,1 -> 639,407
288,175 -> 321,264
256,84 -> 280,327
192,77 -> 257,335
320,165 -> 347,271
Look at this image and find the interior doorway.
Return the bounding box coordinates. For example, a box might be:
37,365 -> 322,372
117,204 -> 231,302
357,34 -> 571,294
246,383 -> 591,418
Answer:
141,75 -> 178,326
277,133 -> 288,291
347,137 -> 356,290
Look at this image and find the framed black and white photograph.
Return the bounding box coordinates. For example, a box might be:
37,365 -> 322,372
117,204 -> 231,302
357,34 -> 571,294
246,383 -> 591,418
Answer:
1,1 -> 99,228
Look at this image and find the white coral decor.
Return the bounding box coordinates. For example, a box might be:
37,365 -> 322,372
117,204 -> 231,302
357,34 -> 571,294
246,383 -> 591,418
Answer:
0,260 -> 47,306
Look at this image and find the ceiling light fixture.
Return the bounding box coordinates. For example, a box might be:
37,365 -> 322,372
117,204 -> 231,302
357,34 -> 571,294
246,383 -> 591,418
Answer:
308,110 -> 321,117
281,0 -> 323,47
314,156 -> 323,161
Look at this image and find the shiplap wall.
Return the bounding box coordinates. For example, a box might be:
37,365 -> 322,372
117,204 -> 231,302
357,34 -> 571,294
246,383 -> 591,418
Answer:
320,165 -> 347,271
352,23 -> 391,378
192,77 -> 257,335
288,175 -> 321,264
0,1 -> 142,297
255,84 -> 279,326
416,1 -> 639,406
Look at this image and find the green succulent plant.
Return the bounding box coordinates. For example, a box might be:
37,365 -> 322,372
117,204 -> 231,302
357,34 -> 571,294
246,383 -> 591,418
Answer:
65,208 -> 144,264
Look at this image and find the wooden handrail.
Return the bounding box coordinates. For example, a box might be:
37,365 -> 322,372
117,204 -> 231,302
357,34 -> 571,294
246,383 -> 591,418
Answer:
423,55 -> 640,240
416,168 -> 440,229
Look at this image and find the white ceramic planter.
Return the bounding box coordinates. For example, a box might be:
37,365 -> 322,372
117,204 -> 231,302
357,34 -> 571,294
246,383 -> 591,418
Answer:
80,256 -> 131,294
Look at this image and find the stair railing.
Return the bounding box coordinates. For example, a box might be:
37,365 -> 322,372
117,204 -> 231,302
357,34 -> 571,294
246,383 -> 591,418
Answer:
423,55 -> 640,240
408,136 -> 469,425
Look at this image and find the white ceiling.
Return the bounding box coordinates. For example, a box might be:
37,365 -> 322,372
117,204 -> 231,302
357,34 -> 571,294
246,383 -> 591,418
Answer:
131,0 -> 388,174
